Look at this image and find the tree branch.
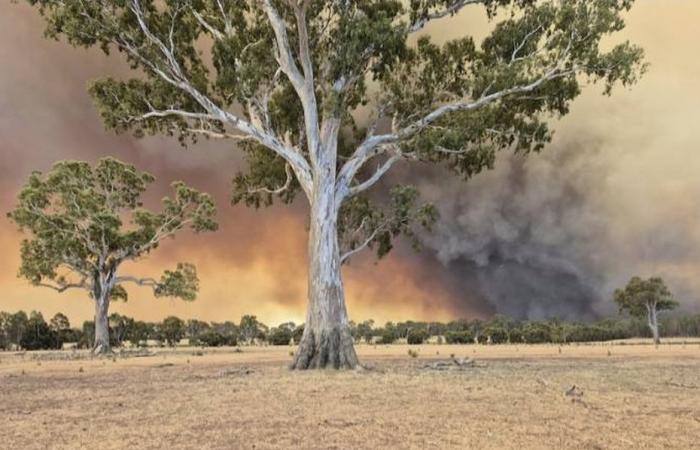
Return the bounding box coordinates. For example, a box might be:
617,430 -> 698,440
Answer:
408,1 -> 482,34
346,154 -> 402,198
340,219 -> 391,265
337,56 -> 577,205
35,279 -> 89,294
115,275 -> 159,288
248,163 -> 294,195
122,0 -> 314,195
260,0 -> 322,168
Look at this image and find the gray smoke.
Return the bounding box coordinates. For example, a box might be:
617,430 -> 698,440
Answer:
404,138 -> 617,320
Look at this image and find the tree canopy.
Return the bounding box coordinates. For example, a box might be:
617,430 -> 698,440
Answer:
614,276 -> 678,319
8,157 -> 217,302
26,0 -> 645,263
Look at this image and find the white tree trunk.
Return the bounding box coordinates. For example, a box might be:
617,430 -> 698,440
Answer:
647,302 -> 660,345
92,270 -> 115,355
93,295 -> 111,354
291,173 -> 359,370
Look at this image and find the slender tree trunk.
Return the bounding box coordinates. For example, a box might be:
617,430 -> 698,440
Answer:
291,175 -> 359,370
92,294 -> 111,355
648,304 -> 660,345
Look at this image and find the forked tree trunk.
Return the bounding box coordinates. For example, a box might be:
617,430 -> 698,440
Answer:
291,175 -> 359,370
92,294 -> 111,355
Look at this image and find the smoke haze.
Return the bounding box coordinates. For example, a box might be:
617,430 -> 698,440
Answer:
1,1 -> 699,324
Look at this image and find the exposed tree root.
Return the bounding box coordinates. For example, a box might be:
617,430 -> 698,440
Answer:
91,342 -> 113,356
291,327 -> 359,370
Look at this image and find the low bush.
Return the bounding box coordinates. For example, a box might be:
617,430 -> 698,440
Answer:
407,329 -> 428,345
268,327 -> 293,346
487,327 -> 509,344
198,331 -> 237,347
445,330 -> 474,344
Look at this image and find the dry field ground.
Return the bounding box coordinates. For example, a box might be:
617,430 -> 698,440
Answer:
2,340 -> 700,450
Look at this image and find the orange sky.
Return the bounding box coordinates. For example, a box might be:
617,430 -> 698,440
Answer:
1,1 -> 699,326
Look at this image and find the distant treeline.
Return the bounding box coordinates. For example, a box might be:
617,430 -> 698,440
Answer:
2,310 -> 700,351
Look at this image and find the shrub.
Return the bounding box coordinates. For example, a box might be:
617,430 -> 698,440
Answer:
127,321 -> 151,348
198,331 -> 237,347
476,334 -> 488,344
293,325 -> 304,344
161,316 -> 186,347
487,327 -> 509,344
406,328 -> 428,345
378,328 -> 398,344
268,327 -> 293,346
522,322 -> 552,344
508,328 -> 523,343
445,330 -> 473,344
20,312 -> 61,350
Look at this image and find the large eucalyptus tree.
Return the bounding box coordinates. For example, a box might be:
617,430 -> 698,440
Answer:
8,158 -> 217,354
25,0 -> 644,368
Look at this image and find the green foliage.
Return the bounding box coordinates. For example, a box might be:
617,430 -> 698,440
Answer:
20,311 -> 62,350
239,315 -> 266,344
154,263 -> 199,301
79,321 -> 95,349
198,330 -> 238,347
355,320 -> 375,343
522,322 -> 552,344
407,328 -> 429,345
161,316 -> 186,347
338,185 -> 438,262
293,324 -> 305,345
127,321 -> 151,348
268,327 -> 293,346
185,319 -> 211,342
508,328 -> 524,344
0,312 -> 10,350
378,322 -> 399,344
486,326 -> 509,344
7,158 -> 216,314
445,330 -> 474,344
22,0 -> 645,267
614,276 -> 678,318
109,313 -> 133,347
6,310 -> 700,351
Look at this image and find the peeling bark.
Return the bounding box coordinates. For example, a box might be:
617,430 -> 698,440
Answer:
92,296 -> 111,355
291,169 -> 359,370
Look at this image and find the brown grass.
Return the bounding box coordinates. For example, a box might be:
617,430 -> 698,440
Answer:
1,341 -> 699,449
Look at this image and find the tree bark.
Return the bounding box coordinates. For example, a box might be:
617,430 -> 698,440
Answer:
92,294 -> 111,355
291,175 -> 359,370
648,303 -> 660,345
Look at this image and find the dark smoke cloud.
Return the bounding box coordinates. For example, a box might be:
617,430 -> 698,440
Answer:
403,140 -> 610,320
1,1 -> 700,324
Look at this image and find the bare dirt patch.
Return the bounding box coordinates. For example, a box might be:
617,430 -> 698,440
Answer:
1,342 -> 699,449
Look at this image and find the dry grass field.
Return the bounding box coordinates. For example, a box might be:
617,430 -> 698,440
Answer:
2,341 -> 700,449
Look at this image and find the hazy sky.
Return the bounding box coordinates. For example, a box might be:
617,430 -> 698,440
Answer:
1,1 -> 699,326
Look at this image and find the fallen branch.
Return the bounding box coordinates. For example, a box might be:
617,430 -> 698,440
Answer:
422,356 -> 475,370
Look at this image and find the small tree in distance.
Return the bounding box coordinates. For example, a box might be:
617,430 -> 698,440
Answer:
8,158 -> 217,354
614,276 -> 678,345
239,315 -> 265,345
161,316 -> 186,347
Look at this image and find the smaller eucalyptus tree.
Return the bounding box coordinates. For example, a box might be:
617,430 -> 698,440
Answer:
614,276 -> 678,345
8,158 -> 217,354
